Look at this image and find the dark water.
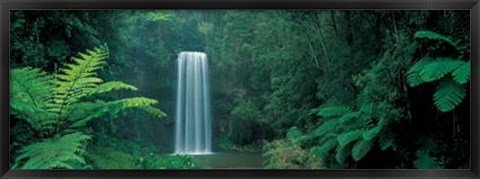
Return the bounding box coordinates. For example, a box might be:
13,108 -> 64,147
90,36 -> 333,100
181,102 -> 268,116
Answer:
191,152 -> 263,169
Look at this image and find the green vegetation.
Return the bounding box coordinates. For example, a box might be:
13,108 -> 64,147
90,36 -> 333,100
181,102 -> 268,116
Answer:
10,10 -> 469,169
11,45 -> 176,169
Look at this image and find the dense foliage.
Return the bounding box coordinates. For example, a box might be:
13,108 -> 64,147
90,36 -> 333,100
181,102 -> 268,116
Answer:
10,10 -> 469,169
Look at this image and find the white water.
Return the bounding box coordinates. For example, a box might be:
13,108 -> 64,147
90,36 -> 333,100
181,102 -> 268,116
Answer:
174,52 -> 212,155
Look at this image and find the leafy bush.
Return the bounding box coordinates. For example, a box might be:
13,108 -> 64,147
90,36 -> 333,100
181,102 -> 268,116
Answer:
263,138 -> 324,169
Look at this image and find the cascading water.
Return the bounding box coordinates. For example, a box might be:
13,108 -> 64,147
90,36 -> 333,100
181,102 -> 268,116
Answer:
174,51 -> 212,155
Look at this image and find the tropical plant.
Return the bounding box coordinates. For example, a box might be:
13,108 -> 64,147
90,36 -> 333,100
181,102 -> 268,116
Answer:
305,30 -> 415,168
11,44 -> 166,169
406,30 -> 470,112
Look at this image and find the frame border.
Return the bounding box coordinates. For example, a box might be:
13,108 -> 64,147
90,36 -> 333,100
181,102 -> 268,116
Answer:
1,0 -> 479,179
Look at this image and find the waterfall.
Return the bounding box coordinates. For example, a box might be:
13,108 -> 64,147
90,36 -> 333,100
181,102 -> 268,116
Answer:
175,51 -> 212,155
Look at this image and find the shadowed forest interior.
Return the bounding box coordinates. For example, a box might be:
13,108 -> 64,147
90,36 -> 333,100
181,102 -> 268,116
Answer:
10,10 -> 470,169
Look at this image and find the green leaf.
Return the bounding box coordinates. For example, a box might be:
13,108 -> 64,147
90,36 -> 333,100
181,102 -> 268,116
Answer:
337,130 -> 362,147
14,132 -> 91,169
88,81 -> 138,96
407,58 -> 432,87
351,139 -> 373,161
53,44 -> 109,117
363,125 -> 383,141
339,111 -> 361,124
433,80 -> 466,112
452,61 -> 470,85
314,119 -> 339,137
311,137 -> 337,156
317,105 -> 352,118
414,30 -> 459,50
419,58 -> 464,82
335,144 -> 352,164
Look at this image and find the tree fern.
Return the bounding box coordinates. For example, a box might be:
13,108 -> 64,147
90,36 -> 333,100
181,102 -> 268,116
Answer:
14,132 -> 91,169
11,45 -> 167,169
408,30 -> 470,112
433,80 -> 466,112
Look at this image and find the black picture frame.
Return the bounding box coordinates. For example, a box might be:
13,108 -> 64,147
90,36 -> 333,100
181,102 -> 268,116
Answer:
1,0 -> 479,178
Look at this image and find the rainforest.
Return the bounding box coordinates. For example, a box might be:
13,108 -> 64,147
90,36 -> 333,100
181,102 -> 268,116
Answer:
10,10 -> 470,169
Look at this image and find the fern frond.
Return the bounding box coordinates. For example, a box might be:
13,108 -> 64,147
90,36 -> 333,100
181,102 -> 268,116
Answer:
314,119 -> 339,137
311,137 -> 337,156
14,132 -> 91,169
317,105 -> 353,118
433,80 -> 466,112
101,97 -> 166,119
351,139 -> 373,161
67,100 -> 109,128
87,81 -> 138,96
362,124 -> 383,141
141,105 -> 168,119
11,67 -> 56,132
379,135 -> 396,151
407,58 -> 433,87
359,103 -> 374,114
111,97 -> 158,108
452,61 -> 470,85
335,143 -> 352,164
414,30 -> 459,50
419,58 -> 464,82
337,130 -> 362,147
53,44 -> 109,118
339,111 -> 361,124
11,67 -> 53,107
